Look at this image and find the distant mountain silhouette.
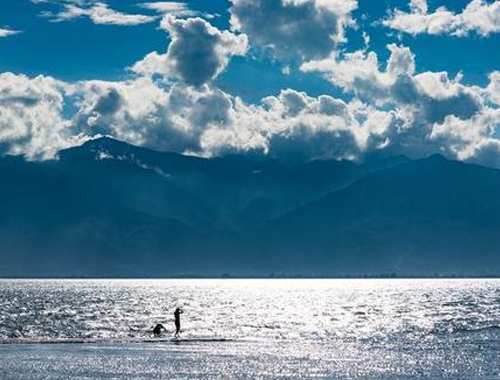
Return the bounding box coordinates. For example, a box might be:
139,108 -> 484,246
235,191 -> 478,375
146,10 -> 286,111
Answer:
0,137 -> 499,277
257,155 -> 500,276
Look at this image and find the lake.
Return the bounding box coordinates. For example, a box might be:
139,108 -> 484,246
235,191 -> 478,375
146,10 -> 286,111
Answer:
0,279 -> 499,379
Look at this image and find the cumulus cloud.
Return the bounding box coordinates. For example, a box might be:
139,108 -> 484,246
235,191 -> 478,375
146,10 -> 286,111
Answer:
383,0 -> 500,37
229,0 -> 357,60
73,79 -> 236,153
0,73 -> 242,159
486,71 -> 500,105
43,2 -> 156,25
300,43 -> 500,161
0,14 -> 248,159
429,107 -> 500,160
301,44 -> 418,103
202,89 -> 368,160
3,1 -> 500,168
301,44 -> 481,118
71,77 -> 382,161
0,28 -> 22,38
2,66 -> 500,167
0,73 -> 83,159
132,16 -> 248,86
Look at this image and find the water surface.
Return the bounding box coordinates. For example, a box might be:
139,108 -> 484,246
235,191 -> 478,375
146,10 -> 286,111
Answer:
0,279 -> 499,379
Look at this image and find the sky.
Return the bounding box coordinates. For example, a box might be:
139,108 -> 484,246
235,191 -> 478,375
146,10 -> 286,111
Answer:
1,0 -> 500,167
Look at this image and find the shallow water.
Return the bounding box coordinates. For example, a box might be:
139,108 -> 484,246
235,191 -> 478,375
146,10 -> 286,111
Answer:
0,279 -> 499,379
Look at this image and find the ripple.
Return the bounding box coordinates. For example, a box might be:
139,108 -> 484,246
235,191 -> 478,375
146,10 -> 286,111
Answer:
0,279 -> 499,379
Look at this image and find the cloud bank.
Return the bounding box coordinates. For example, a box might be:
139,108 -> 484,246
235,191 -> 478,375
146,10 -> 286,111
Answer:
2,1 -> 500,169
71,80 -> 371,161
301,44 -> 500,163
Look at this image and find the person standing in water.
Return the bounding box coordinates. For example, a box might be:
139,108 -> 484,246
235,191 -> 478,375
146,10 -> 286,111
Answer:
174,307 -> 183,338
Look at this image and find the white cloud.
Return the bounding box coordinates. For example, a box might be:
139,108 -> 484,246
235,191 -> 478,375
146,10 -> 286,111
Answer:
429,107 -> 500,164
43,2 -> 156,25
26,0 -> 87,4
29,0 -> 202,18
3,2 -> 500,168
140,2 -> 187,12
300,43 -> 500,162
2,65 -> 500,167
300,48 -> 392,102
203,89 -> 372,161
384,0 -> 500,37
386,44 -> 416,77
139,2 -> 197,16
0,73 -> 83,159
73,79 -> 236,153
486,71 -> 500,105
26,0 -> 86,3
0,28 -> 22,38
139,2 -> 215,19
131,52 -> 169,78
229,0 -> 357,60
132,16 -> 248,86
71,77 -> 376,161
410,0 -> 428,15
301,44 -> 480,114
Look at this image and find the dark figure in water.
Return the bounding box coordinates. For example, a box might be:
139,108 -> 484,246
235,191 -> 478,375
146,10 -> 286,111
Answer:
153,323 -> 166,337
174,308 -> 183,338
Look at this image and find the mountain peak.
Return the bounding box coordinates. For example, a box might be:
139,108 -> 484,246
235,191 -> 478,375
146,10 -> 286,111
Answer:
59,136 -> 146,163
426,153 -> 449,162
81,136 -> 132,151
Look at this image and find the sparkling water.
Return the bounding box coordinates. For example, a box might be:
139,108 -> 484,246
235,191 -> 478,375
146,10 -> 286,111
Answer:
1,279 -> 499,379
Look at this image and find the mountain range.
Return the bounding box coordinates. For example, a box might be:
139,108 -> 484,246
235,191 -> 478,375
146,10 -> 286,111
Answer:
1,137 -> 499,277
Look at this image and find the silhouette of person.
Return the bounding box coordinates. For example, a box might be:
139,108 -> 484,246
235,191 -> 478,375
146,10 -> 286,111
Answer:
153,323 -> 166,337
174,308 -> 183,338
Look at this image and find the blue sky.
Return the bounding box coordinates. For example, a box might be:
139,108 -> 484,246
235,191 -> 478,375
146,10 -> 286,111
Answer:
1,0 -> 500,166
2,0 -> 499,93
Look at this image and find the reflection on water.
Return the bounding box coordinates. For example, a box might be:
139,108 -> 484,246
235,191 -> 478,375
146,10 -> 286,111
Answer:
0,279 -> 500,379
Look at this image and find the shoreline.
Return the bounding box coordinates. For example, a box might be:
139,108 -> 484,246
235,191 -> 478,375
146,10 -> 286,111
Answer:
2,276 -> 500,280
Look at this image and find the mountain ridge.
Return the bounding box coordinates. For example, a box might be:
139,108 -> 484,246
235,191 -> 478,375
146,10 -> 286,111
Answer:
1,137 -> 499,277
